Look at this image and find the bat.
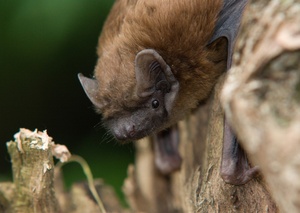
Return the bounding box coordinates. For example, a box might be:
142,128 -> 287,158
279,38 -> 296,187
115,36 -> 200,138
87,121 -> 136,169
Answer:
78,0 -> 258,184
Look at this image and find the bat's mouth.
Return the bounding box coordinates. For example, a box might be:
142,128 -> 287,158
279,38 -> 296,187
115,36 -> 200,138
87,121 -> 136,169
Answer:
112,125 -> 149,141
110,118 -> 166,142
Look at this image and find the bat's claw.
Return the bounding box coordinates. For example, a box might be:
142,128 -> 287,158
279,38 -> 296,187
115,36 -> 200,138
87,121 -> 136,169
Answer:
221,119 -> 259,185
221,165 -> 259,185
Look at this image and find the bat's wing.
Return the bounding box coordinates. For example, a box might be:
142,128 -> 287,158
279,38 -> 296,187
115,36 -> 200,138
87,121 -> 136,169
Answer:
210,0 -> 259,185
210,0 -> 248,68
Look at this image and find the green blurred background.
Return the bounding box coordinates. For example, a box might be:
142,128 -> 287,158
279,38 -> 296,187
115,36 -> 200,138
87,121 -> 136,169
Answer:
0,0 -> 135,205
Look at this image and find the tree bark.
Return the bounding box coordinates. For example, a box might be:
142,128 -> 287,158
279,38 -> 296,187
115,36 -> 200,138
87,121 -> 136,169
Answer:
221,0 -> 300,212
6,129 -> 60,213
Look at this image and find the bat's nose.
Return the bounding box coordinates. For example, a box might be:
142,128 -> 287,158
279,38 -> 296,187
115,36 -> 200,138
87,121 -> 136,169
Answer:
113,129 -> 128,141
112,124 -> 136,141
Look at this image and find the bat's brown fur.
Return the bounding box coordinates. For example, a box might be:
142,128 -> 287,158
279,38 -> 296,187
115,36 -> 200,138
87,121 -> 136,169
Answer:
94,0 -> 227,125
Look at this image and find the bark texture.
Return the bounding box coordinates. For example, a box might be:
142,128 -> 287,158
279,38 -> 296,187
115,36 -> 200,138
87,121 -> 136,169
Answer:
6,129 -> 60,213
221,1 -> 300,212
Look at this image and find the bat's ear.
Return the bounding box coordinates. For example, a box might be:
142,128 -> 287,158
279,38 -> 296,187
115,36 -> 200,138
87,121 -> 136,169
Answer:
78,73 -> 103,109
135,49 -> 179,112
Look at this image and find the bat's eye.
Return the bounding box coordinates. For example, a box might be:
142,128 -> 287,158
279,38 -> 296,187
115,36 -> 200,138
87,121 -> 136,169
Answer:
152,100 -> 160,109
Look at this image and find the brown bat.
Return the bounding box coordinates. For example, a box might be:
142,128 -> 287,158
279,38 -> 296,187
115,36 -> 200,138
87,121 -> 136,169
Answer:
78,0 -> 258,184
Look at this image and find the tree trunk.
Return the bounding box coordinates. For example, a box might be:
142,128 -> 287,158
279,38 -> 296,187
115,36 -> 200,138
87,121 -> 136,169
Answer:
221,0 -> 300,212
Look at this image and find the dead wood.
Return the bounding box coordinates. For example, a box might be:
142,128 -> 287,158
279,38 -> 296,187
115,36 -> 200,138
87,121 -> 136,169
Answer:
222,0 -> 300,212
0,129 -> 126,213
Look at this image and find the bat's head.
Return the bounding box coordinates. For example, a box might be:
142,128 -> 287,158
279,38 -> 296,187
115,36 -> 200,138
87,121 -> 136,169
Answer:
78,49 -> 179,141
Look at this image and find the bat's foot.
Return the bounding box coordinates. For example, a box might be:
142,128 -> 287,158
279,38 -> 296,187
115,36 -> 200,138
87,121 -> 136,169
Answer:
221,165 -> 259,185
220,141 -> 260,185
221,118 -> 259,185
153,125 -> 182,175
